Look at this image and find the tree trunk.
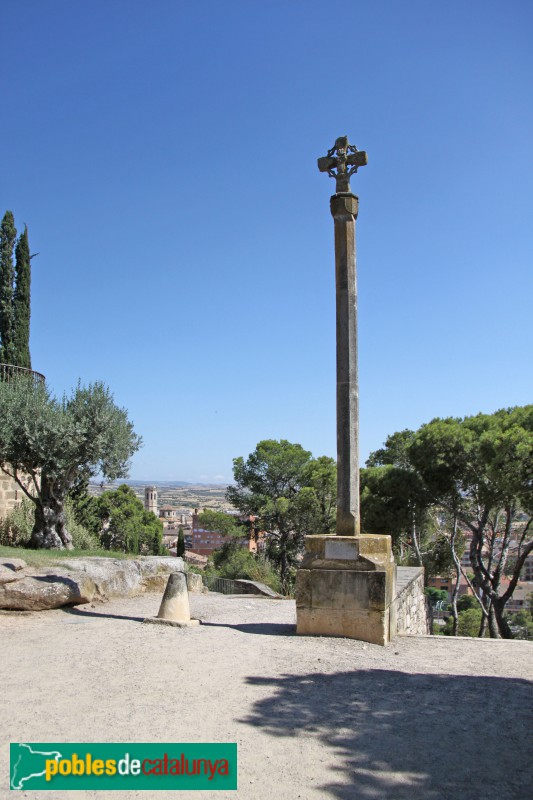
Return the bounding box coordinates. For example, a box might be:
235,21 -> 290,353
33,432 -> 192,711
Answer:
488,604 -> 500,639
279,546 -> 288,594
30,480 -> 73,549
411,515 -> 423,567
475,590 -> 490,637
492,597 -> 514,639
478,610 -> 487,638
449,514 -> 461,636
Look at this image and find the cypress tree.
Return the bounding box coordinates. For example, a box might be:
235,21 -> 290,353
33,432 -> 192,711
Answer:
0,211 -> 17,365
13,226 -> 32,369
177,527 -> 186,556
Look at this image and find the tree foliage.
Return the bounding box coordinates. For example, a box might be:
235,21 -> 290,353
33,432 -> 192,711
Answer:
0,378 -> 142,549
360,464 -> 435,567
424,587 -> 448,607
0,211 -> 17,364
196,509 -> 244,539
0,211 -> 33,369
443,607 -> 483,637
69,483 -> 164,555
507,605 -> 533,641
367,406 -> 532,638
226,440 -> 336,592
456,594 -> 478,612
13,225 -> 31,369
176,526 -> 185,557
207,545 -> 281,593
409,407 -> 532,638
365,429 -> 415,470
97,485 -> 164,555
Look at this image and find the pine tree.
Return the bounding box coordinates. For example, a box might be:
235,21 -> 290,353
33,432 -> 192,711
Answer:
0,211 -> 17,364
13,226 -> 32,369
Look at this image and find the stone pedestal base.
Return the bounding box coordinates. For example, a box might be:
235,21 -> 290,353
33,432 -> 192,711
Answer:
295,534 -> 396,646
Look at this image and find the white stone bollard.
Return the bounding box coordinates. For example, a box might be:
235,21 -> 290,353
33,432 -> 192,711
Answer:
143,572 -> 200,627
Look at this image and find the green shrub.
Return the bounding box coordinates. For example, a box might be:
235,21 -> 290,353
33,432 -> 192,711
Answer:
0,499 -> 34,546
185,565 -> 204,575
207,547 -> 282,593
508,610 -> 533,640
457,594 -> 478,612
425,587 -> 448,606
443,607 -> 483,637
64,502 -> 100,550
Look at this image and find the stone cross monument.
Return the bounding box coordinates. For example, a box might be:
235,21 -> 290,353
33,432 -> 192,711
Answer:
295,137 -> 395,645
318,136 -> 367,536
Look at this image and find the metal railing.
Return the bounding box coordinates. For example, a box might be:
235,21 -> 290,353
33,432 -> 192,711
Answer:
202,576 -> 239,594
0,363 -> 45,384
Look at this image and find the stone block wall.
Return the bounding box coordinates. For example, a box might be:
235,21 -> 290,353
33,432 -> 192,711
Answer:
0,467 -> 21,519
393,566 -> 430,636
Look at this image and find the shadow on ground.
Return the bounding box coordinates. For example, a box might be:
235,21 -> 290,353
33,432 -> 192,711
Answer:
240,668 -> 532,800
200,622 -> 295,636
60,611 -> 296,632
61,607 -> 146,623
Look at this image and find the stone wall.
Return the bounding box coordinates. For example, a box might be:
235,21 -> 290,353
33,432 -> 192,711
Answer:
0,467 -> 21,519
393,566 -> 430,636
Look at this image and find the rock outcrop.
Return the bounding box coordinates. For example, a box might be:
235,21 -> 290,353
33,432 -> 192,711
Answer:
233,579 -> 282,598
0,570 -> 95,610
0,556 -> 200,611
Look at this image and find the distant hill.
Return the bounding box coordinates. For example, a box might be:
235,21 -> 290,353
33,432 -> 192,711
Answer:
120,479 -> 193,487
87,479 -> 232,512
89,479 -> 229,489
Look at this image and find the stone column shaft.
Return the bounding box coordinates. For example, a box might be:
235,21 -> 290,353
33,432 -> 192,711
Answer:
331,192 -> 360,536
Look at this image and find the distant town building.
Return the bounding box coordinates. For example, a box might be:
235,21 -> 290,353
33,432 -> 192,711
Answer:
521,554 -> 533,582
427,574 -> 472,601
184,551 -> 208,569
499,580 -> 533,612
427,573 -> 533,615
190,510 -> 265,557
144,486 -> 158,516
159,504 -> 176,519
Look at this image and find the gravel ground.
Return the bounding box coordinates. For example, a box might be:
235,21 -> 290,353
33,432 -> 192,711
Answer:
1,592 -> 532,800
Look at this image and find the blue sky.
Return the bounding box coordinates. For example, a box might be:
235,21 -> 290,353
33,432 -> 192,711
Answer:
2,1 -> 532,483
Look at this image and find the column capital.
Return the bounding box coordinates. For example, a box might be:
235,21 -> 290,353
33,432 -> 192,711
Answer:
330,192 -> 359,220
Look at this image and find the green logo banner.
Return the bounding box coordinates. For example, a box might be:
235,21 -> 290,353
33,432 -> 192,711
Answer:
10,743 -> 237,791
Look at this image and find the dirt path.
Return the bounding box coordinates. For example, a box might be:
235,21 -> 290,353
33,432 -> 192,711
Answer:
1,592 -> 532,799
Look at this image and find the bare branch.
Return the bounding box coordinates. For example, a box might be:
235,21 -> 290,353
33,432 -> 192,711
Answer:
518,517 -> 532,555
1,464 -> 38,505
501,538 -> 533,604
460,565 -> 489,618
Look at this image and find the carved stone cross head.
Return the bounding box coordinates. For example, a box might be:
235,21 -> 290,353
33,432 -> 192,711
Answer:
318,136 -> 368,193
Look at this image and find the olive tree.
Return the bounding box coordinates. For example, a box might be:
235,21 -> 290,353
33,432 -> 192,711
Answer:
0,378 -> 141,549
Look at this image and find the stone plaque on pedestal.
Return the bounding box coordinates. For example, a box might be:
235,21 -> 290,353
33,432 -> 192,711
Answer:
296,535 -> 396,646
